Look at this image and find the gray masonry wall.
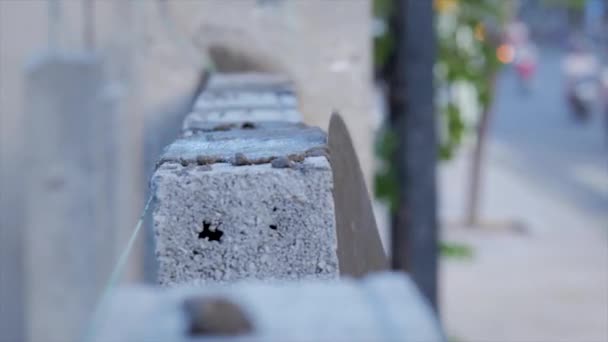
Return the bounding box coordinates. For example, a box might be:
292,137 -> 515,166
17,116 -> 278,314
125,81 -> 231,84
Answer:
152,73 -> 338,286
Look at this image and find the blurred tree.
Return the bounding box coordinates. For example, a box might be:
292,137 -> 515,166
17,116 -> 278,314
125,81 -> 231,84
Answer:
542,0 -> 586,28
374,0 -> 509,281
542,0 -> 586,11
375,0 -> 508,223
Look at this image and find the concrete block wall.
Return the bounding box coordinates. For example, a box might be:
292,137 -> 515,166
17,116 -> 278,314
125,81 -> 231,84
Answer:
153,0 -> 376,187
152,73 -> 339,286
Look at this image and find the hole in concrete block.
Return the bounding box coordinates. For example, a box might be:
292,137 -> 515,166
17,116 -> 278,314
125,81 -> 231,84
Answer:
193,250 -> 200,255
272,207 -> 278,212
241,122 -> 256,129
269,224 -> 277,230
198,221 -> 223,242
183,297 -> 253,336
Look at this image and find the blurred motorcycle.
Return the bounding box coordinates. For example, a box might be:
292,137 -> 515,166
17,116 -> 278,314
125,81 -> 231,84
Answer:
567,75 -> 598,121
561,39 -> 600,122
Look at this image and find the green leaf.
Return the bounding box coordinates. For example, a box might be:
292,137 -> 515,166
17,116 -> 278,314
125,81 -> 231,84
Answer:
440,241 -> 474,259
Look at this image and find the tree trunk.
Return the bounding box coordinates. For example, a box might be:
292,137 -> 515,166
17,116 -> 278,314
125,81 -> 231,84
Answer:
465,75 -> 497,227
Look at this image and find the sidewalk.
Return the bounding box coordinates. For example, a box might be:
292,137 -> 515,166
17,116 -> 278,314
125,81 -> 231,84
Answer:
439,139 -> 607,342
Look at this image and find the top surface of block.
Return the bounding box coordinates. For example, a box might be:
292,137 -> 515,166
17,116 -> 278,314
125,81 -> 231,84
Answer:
184,72 -> 301,126
193,90 -> 297,111
158,124 -> 327,166
206,73 -> 293,91
183,108 -> 302,128
92,273 -> 444,342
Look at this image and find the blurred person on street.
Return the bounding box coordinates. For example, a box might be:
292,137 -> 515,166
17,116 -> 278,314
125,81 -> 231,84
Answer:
505,21 -> 538,93
514,42 -> 538,93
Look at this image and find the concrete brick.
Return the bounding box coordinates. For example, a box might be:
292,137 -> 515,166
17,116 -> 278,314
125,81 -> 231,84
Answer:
152,124 -> 338,286
193,91 -> 288,110
205,72 -> 294,92
183,108 -> 301,128
92,272 -> 445,342
183,73 -> 301,129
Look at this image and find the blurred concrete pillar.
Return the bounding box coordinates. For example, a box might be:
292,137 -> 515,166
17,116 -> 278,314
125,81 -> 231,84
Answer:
23,54 -> 115,342
0,114 -> 25,342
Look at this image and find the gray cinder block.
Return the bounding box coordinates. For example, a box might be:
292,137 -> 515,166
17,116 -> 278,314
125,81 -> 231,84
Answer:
183,73 -> 301,128
152,123 -> 337,286
204,72 -> 294,92
91,272 -> 445,342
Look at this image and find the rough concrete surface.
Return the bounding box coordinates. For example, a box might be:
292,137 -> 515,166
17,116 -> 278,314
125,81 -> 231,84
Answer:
153,68 -> 340,287
153,156 -> 338,286
160,124 -> 327,166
